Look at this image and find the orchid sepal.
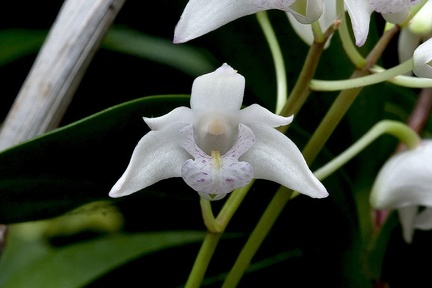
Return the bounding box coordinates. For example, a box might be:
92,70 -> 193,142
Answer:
370,140 -> 432,243
109,122 -> 190,198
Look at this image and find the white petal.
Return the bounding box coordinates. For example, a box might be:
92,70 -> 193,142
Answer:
287,14 -> 315,45
173,0 -> 296,43
398,206 -> 418,243
370,0 -> 422,14
287,0 -> 336,48
413,38 -> 432,78
414,207 -> 432,230
288,0 -> 323,24
242,124 -> 328,198
238,104 -> 293,127
144,106 -> 196,130
179,124 -> 209,158
180,124 -> 255,200
344,0 -> 374,46
370,141 -> 432,210
109,123 -> 190,198
223,123 -> 256,157
190,63 -> 245,112
382,10 -> 409,23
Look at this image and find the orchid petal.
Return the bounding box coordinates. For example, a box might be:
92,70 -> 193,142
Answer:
173,0 -> 296,43
287,0 -> 336,48
109,123 -> 190,198
190,63 -> 245,112
238,104 -> 294,127
344,0 -> 373,46
414,207 -> 432,230
242,124 -> 328,198
413,38 -> 432,79
398,206 -> 418,243
382,10 -> 409,24
370,0 -> 422,14
144,106 -> 196,130
180,124 -> 255,200
287,0 -> 323,24
370,141 -> 432,209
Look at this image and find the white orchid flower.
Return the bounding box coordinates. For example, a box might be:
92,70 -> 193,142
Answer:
173,0 -> 323,43
398,1 -> 432,63
398,0 -> 432,76
286,0 -> 337,48
344,0 -> 423,46
109,63 -> 328,201
370,140 -> 432,243
413,38 -> 432,78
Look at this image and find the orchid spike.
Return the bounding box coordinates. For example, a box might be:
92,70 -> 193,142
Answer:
370,140 -> 432,243
109,63 -> 328,201
173,0 -> 323,43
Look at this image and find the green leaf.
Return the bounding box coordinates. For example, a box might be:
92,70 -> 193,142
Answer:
102,26 -> 217,77
0,224 -> 205,288
0,29 -> 46,66
0,95 -> 190,223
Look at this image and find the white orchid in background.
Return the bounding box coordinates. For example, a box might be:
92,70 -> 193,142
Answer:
398,0 -> 432,77
287,0 -> 337,48
344,0 -> 423,46
413,38 -> 432,78
173,0 -> 323,43
398,1 -> 432,63
370,140 -> 432,243
109,63 -> 328,201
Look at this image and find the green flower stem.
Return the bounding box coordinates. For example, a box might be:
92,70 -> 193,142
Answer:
256,11 -> 287,114
314,120 -> 421,181
221,23 -> 400,288
310,59 -> 414,91
370,66 -> 432,88
217,181 -> 255,226
185,232 -> 222,288
336,0 -> 366,68
280,20 -> 339,119
200,198 -> 221,233
185,182 -> 254,288
221,188 -> 293,288
302,24 -> 400,163
311,21 -> 324,44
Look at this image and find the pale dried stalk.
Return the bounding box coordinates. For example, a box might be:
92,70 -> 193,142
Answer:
0,0 -> 125,150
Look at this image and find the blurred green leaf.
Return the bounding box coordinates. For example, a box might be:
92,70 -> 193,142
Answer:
102,26 -> 218,77
0,95 -> 190,223
0,29 -> 46,66
0,224 -> 205,288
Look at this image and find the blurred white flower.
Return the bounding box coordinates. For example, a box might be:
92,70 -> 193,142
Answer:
398,0 -> 432,77
344,0 -> 423,46
173,0 -> 323,43
109,63 -> 328,201
370,140 -> 432,243
413,38 -> 432,78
